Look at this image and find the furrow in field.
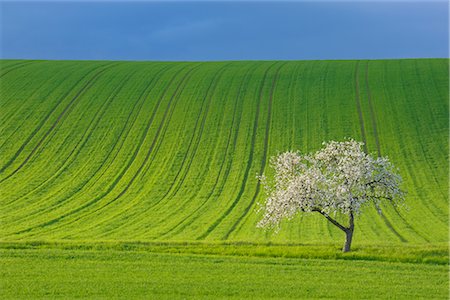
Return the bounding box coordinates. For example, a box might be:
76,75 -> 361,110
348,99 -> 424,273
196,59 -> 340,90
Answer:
354,61 -> 368,153
0,63 -> 106,172
98,66 -> 198,205
11,66 -> 197,235
0,63 -> 115,180
0,61 -> 38,78
409,60 -> 447,201
147,64 -> 230,213
364,62 -> 381,157
368,61 -> 447,242
77,65 -> 211,237
197,63 -> 278,240
157,64 -> 258,238
5,65 -> 176,235
0,62 -> 61,111
397,61 -> 448,221
363,62 -> 430,242
48,65 -> 174,202
0,64 -> 85,150
4,68 -> 139,211
0,61 -> 24,70
223,63 -> 285,239
356,61 -> 407,243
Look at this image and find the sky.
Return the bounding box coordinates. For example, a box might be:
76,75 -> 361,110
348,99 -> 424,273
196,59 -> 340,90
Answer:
0,1 -> 448,61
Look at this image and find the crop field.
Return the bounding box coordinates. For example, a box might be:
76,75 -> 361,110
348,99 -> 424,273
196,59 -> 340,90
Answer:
0,59 -> 448,298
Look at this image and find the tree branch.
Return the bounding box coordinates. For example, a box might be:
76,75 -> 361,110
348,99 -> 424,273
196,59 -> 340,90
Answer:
312,208 -> 348,232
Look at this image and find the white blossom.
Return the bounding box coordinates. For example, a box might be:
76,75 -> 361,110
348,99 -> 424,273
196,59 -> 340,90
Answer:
257,140 -> 405,234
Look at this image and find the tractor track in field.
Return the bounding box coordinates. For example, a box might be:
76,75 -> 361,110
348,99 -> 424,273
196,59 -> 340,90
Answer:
0,63 -> 72,119
364,62 -> 382,157
149,64 -> 231,210
223,63 -> 286,239
0,61 -> 39,78
65,65 -> 176,197
356,61 -> 407,243
100,66 -> 198,204
0,63 -> 116,181
11,65 -> 193,236
10,64 -> 173,208
0,63 -> 108,173
5,69 -> 139,211
197,62 -> 280,240
364,61 -> 432,243
46,66 -> 197,229
410,60 -> 448,201
6,66 -> 175,224
0,61 -> 27,73
393,62 -> 447,223
94,63 -> 232,237
0,65 -> 78,149
63,65 -> 199,235
354,61 -> 368,154
159,64 -> 259,239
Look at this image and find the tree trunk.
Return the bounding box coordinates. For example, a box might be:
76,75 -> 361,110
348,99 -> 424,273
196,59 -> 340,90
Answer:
342,211 -> 355,252
343,228 -> 354,252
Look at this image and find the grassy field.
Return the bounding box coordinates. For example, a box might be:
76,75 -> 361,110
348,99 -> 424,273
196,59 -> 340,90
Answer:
0,59 -> 448,298
1,247 -> 448,299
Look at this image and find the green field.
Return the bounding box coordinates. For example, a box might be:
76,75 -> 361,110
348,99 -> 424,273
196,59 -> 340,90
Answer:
0,59 -> 448,298
1,247 -> 448,299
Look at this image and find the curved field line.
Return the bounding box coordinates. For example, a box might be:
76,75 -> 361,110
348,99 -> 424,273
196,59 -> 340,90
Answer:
354,61 -> 368,154
223,63 -> 286,239
0,63 -> 115,180
355,61 -> 407,243
0,63 -> 107,172
61,64 -> 175,191
75,65 -> 207,236
0,63 -> 114,183
5,65 -> 175,229
409,60 -> 447,200
0,63 -> 62,115
372,63 -> 446,236
98,66 -> 198,205
395,61 -> 447,221
0,63 -> 114,181
146,64 -> 232,213
364,62 -> 382,157
158,64 -> 259,239
11,65 -> 197,235
140,64 -> 240,234
0,61 -> 39,78
0,65 -> 79,149
111,64 -> 255,238
197,62 -> 279,240
4,69 -> 139,209
0,61 -> 25,71
51,65 -> 175,199
364,62 -> 430,242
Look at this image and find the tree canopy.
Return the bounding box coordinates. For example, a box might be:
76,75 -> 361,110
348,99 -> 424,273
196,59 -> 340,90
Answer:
257,140 -> 405,252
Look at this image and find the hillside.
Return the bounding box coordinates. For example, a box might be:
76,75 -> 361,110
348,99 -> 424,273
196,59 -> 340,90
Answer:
0,59 -> 448,245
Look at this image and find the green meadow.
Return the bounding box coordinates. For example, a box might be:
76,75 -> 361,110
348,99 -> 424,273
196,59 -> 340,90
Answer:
0,59 -> 448,298
1,248 -> 447,299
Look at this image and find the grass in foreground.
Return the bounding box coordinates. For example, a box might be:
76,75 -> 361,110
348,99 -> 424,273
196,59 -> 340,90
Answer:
1,248 -> 448,299
1,241 -> 448,265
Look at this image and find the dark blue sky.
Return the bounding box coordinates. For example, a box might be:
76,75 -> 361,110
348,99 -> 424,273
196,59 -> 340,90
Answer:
1,1 -> 448,61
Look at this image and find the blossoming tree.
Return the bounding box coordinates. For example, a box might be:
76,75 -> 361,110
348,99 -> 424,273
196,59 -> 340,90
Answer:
257,140 -> 405,252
